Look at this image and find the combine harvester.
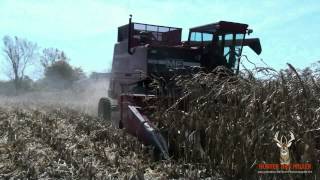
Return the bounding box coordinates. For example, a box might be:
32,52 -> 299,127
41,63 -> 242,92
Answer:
98,16 -> 262,159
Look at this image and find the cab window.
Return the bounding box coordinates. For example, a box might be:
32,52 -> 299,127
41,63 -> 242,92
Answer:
190,32 -> 213,42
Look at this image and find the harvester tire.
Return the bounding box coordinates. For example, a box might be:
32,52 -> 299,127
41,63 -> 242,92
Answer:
153,147 -> 161,161
119,120 -> 123,129
98,97 -> 111,121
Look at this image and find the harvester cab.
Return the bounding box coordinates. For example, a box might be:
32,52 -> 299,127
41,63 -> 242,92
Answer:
187,21 -> 261,73
98,16 -> 262,160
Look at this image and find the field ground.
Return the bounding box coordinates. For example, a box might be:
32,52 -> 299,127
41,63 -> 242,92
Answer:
2,66 -> 320,179
0,79 -> 211,179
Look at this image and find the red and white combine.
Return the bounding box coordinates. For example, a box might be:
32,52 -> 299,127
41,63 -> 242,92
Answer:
98,16 -> 262,159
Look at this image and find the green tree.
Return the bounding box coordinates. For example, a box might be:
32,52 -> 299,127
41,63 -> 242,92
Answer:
44,60 -> 86,89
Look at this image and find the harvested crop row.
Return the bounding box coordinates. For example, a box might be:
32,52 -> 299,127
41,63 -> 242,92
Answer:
0,107 -> 173,179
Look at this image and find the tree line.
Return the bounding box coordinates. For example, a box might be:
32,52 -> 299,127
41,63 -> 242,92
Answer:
1,35 -> 86,94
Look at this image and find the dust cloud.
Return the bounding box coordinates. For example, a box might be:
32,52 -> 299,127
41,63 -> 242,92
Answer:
0,78 -> 109,115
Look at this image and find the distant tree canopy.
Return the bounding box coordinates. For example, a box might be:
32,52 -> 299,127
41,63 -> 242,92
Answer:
40,48 -> 68,68
44,60 -> 86,89
1,35 -> 89,93
2,35 -> 37,92
0,76 -> 34,95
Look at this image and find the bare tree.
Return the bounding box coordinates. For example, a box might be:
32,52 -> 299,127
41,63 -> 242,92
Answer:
40,48 -> 68,68
2,35 -> 37,92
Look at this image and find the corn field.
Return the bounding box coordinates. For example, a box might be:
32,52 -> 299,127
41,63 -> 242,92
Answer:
1,64 -> 320,179
149,64 -> 320,179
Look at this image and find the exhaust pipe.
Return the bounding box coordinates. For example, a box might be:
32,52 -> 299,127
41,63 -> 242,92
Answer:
128,14 -> 134,55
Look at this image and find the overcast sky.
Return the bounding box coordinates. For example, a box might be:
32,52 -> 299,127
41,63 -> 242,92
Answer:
0,0 -> 319,80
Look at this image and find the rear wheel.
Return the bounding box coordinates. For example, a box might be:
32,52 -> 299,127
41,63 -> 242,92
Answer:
119,120 -> 123,129
98,97 -> 111,121
152,147 -> 161,161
